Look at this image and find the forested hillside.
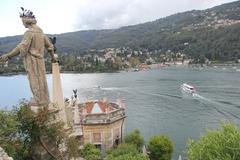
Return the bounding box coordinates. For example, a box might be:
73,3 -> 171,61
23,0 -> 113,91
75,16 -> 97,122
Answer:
0,0 -> 240,61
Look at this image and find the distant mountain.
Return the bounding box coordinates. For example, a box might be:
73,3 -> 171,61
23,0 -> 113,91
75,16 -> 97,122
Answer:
1,0 -> 240,60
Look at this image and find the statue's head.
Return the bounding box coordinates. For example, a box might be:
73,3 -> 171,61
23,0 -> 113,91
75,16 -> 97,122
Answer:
19,7 -> 37,28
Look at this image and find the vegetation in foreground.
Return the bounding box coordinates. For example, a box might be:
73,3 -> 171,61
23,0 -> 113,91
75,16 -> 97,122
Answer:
148,135 -> 174,160
106,129 -> 149,160
188,123 -> 240,160
0,101 -> 75,159
1,102 -> 240,160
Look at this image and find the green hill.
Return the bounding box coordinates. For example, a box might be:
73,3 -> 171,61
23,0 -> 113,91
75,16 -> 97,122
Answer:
1,0 -> 240,61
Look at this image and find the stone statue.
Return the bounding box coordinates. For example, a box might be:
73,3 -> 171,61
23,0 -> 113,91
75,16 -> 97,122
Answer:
0,8 -> 57,106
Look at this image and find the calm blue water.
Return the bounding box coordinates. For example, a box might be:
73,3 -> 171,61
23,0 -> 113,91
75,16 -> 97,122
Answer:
1,66 -> 240,158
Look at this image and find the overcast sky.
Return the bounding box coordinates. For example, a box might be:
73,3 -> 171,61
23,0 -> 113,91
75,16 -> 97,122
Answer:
0,0 -> 236,37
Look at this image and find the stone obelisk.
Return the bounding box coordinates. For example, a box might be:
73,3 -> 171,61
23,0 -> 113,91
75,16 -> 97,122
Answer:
52,61 -> 68,126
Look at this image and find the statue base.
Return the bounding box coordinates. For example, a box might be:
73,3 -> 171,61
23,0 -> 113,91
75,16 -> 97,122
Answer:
32,143 -> 52,160
32,139 -> 64,160
28,103 -> 67,160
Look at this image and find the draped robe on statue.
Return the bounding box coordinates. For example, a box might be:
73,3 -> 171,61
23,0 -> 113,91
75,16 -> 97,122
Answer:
12,26 -> 54,106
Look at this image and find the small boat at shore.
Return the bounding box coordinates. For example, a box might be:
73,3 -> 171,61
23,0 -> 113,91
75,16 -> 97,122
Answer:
133,68 -> 140,72
181,83 -> 196,95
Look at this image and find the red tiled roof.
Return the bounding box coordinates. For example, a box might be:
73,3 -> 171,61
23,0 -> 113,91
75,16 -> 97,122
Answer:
78,101 -> 118,114
85,102 -> 94,113
85,101 -> 107,113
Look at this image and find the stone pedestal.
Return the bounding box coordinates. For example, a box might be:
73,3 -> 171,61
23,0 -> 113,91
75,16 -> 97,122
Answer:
52,62 -> 68,126
27,61 -> 69,160
30,104 -> 66,160
32,139 -> 64,160
32,144 -> 52,160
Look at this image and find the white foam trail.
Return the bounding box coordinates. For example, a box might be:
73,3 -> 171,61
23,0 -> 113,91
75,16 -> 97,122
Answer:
101,87 -> 119,90
92,86 -> 122,91
193,93 -> 226,107
193,93 -> 209,101
193,93 -> 216,103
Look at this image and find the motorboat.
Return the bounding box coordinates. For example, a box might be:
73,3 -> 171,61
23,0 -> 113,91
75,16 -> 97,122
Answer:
181,83 -> 196,94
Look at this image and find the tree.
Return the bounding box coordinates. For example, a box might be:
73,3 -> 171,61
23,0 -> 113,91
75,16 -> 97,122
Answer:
0,109 -> 19,158
95,57 -> 99,66
115,56 -> 123,68
124,129 -> 144,151
106,143 -> 149,160
187,123 -> 240,160
81,144 -> 100,160
128,57 -> 140,68
108,153 -> 149,160
66,136 -> 81,160
0,101 -> 77,160
106,143 -> 138,159
147,135 -> 174,160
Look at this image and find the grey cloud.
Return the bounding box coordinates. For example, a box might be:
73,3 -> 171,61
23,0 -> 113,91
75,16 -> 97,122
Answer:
74,0 -> 235,31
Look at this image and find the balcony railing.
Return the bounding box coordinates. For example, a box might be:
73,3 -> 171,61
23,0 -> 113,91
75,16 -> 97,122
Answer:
81,108 -> 126,124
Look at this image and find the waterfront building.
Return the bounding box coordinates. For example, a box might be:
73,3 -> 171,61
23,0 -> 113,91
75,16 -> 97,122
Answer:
71,98 -> 126,153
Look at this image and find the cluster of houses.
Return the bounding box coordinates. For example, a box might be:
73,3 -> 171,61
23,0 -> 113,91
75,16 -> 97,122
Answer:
183,9 -> 240,31
60,47 -> 189,70
1,46 -> 191,72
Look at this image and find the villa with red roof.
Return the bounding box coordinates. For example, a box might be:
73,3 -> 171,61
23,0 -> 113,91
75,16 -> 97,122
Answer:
71,98 -> 126,153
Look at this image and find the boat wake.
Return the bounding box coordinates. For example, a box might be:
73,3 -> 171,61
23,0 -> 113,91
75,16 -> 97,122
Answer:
190,93 -> 240,119
181,83 -> 214,103
101,87 -> 120,91
193,93 -> 213,102
192,93 -> 226,107
137,91 -> 182,100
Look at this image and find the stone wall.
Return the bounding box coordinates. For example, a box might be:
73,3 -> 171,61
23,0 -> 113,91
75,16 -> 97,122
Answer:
0,147 -> 13,160
82,118 -> 124,150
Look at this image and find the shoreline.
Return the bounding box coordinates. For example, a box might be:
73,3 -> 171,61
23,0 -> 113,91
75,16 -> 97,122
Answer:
1,62 -> 239,76
0,70 -> 121,76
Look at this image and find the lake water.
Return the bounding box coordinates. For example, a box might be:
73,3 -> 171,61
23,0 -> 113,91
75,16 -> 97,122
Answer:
1,66 -> 240,158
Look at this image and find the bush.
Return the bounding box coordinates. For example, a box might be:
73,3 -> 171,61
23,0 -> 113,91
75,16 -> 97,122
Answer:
0,109 -> 19,158
0,102 -> 71,159
106,143 -> 138,159
66,136 -> 81,159
106,143 -> 149,160
147,135 -> 174,160
188,123 -> 240,160
81,143 -> 100,160
109,153 -> 149,160
124,129 -> 144,151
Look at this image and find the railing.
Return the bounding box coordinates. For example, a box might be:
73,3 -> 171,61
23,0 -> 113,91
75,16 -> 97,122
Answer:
82,109 -> 125,124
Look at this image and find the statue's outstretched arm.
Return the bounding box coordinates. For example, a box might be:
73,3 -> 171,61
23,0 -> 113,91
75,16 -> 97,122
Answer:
0,30 -> 33,63
0,47 -> 20,63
